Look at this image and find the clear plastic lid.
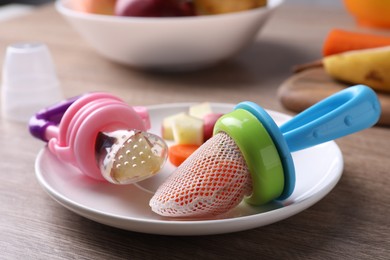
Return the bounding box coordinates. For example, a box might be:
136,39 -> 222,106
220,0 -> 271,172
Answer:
1,42 -> 63,122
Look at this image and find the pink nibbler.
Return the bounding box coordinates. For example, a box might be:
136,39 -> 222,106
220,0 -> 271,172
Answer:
29,92 -> 168,183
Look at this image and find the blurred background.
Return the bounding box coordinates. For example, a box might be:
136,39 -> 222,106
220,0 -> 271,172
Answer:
0,0 -> 344,6
0,0 -> 53,5
0,0 -> 343,24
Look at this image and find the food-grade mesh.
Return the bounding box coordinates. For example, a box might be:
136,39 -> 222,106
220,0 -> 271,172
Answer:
150,132 -> 253,218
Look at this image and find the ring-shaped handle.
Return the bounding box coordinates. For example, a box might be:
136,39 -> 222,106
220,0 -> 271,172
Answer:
280,85 -> 381,152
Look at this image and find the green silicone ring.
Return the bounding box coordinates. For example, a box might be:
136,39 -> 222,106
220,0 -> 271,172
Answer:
213,109 -> 284,205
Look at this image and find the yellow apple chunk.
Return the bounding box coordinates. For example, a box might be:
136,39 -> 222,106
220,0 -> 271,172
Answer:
161,112 -> 186,141
189,102 -> 213,119
172,114 -> 204,145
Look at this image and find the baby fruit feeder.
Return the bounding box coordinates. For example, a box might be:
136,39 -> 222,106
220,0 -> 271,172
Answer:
29,92 -> 168,184
150,85 -> 381,218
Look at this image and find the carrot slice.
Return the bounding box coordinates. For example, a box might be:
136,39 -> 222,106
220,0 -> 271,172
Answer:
168,144 -> 200,167
323,29 -> 390,56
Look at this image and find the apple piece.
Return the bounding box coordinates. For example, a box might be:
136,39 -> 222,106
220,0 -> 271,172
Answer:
115,0 -> 195,17
72,0 -> 117,15
178,1 -> 195,16
203,112 -> 224,141
172,114 -> 204,145
161,112 -> 186,140
189,102 -> 213,119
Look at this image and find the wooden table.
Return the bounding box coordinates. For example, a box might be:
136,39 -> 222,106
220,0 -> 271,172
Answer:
1,3 -> 389,259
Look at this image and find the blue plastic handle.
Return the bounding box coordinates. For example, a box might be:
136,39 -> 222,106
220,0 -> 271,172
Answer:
280,85 -> 381,152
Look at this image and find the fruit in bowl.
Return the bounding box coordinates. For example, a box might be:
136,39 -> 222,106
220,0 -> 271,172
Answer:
71,0 -> 116,15
57,0 -> 283,70
72,0 -> 268,17
116,0 -> 195,17
195,0 -> 267,15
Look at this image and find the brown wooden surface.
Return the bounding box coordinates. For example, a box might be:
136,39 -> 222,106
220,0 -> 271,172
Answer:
1,3 -> 389,260
278,67 -> 390,126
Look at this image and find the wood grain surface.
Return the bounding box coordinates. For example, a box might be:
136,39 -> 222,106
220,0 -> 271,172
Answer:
0,3 -> 389,260
278,67 -> 390,126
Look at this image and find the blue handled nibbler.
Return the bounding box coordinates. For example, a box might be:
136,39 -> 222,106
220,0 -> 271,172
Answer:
220,85 -> 381,205
150,85 -> 381,218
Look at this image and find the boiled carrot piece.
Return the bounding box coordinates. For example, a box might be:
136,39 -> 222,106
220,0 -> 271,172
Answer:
323,29 -> 390,56
168,144 -> 200,167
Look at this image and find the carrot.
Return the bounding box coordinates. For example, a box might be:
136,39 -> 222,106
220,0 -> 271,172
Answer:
168,144 -> 200,167
323,29 -> 390,56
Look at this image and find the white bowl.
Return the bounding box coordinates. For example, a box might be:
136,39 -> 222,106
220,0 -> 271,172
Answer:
56,0 -> 283,71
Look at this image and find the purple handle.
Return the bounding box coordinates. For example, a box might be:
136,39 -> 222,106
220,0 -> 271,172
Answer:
29,95 -> 79,142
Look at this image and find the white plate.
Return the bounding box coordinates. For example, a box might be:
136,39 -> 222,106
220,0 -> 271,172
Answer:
35,103 -> 343,236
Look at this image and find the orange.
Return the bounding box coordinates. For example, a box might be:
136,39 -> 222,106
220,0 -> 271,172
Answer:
344,0 -> 390,29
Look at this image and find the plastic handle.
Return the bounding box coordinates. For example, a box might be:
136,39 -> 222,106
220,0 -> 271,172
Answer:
280,85 -> 381,152
29,95 -> 79,142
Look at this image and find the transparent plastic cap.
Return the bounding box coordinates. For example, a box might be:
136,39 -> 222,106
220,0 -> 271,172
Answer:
1,42 -> 63,122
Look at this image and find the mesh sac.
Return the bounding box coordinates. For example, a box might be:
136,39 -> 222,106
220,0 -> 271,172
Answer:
150,132 -> 253,218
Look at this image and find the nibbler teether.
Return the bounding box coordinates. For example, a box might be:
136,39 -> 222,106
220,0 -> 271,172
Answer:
29,92 -> 168,184
150,85 -> 381,217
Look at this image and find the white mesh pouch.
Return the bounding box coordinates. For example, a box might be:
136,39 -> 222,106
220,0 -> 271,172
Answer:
150,132 -> 253,218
